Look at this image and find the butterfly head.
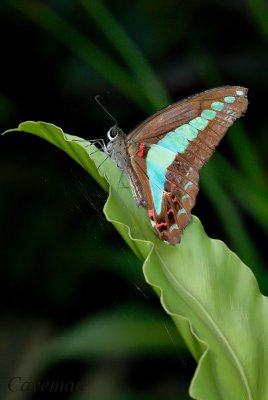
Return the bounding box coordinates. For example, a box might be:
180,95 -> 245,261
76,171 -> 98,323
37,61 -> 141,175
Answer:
107,125 -> 120,142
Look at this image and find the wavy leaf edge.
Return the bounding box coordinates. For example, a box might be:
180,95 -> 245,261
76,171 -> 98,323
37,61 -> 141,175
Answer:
104,191 -> 260,399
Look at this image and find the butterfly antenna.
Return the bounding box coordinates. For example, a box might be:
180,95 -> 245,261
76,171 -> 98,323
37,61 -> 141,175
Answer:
95,94 -> 117,126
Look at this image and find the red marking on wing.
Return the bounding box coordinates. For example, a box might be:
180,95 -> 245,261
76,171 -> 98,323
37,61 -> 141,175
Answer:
157,221 -> 167,227
137,143 -> 145,158
148,208 -> 155,218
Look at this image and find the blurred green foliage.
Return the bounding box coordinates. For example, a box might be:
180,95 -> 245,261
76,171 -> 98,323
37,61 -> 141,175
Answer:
1,0 -> 267,399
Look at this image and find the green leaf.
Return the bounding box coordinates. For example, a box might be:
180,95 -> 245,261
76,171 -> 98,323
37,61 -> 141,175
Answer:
42,304 -> 184,365
4,121 -> 268,400
7,0 -> 154,112
81,0 -> 170,110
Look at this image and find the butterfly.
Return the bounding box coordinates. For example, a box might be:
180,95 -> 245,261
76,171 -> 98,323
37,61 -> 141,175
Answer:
104,86 -> 248,245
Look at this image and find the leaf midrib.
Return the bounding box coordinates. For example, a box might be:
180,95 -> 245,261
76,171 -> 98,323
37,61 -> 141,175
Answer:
155,248 -> 253,400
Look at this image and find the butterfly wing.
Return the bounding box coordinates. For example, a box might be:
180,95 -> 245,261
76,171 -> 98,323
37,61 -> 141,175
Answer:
126,86 -> 248,244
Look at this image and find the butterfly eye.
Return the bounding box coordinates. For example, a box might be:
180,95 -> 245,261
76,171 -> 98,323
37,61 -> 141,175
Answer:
107,126 -> 118,141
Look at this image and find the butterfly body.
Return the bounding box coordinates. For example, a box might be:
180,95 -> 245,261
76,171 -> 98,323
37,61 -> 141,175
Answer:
106,127 -> 147,208
105,86 -> 248,245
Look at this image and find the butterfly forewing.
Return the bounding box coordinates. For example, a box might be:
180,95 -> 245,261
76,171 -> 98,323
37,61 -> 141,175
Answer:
127,86 -> 248,244
127,86 -> 247,143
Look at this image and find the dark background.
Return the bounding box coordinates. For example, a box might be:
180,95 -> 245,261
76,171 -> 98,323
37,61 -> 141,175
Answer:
1,1 -> 267,399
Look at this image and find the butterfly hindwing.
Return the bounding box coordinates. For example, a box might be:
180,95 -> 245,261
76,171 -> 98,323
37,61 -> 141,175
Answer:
127,86 -> 248,244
